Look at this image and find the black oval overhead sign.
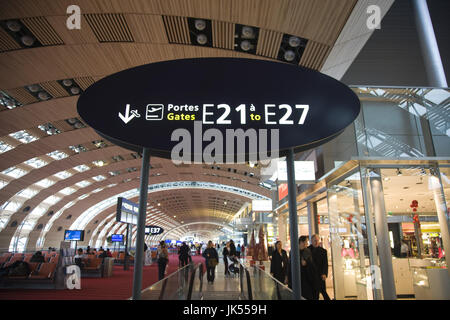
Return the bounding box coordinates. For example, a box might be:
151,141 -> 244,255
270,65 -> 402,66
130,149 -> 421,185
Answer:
145,225 -> 164,235
77,58 -> 360,162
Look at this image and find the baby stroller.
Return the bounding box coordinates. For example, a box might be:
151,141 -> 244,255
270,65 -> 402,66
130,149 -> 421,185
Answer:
226,255 -> 239,277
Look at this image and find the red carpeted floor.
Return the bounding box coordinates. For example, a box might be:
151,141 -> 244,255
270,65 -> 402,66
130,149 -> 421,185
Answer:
0,254 -> 206,300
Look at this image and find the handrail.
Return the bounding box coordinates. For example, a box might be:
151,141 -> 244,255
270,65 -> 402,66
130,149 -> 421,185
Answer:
253,263 -> 292,290
138,262 -> 192,300
237,259 -> 253,300
187,262 -> 203,300
245,267 -> 253,300
186,263 -> 198,300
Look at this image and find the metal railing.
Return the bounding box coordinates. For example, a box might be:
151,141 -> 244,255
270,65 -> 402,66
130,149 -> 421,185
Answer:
245,262 -> 294,300
139,262 -> 194,300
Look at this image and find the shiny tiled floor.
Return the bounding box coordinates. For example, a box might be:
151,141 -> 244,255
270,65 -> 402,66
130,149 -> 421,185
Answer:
201,261 -> 242,300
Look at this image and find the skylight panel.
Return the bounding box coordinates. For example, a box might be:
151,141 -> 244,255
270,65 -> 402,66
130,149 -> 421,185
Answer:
73,164 -> 90,172
24,157 -> 48,169
46,150 -> 68,160
9,130 -> 38,144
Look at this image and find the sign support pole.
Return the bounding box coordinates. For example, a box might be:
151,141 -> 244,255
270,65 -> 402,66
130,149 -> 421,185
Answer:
124,224 -> 130,270
132,148 -> 151,300
286,148 -> 301,300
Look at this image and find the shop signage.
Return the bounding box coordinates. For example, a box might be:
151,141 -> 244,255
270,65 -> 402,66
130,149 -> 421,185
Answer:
252,199 -> 273,212
77,58 -> 361,162
145,225 -> 164,235
276,160 -> 315,183
278,183 -> 288,201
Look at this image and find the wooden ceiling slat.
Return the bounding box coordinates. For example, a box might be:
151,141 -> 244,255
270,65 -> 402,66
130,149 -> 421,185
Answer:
0,96 -> 78,136
4,87 -> 38,105
126,14 -> 168,44
21,16 -> 64,46
256,29 -> 283,59
46,15 -> 98,45
73,76 -> 95,91
0,43 -> 275,89
0,0 -> 357,45
299,40 -> 332,70
212,20 -> 234,50
0,27 -> 21,52
39,81 -> 69,98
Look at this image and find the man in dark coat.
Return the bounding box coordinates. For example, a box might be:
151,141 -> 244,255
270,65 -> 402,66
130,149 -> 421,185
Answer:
308,234 -> 331,300
287,236 -> 320,300
178,242 -> 190,267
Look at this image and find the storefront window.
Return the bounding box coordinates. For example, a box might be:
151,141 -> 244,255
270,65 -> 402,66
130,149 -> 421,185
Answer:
328,169 -> 372,300
366,166 -> 449,299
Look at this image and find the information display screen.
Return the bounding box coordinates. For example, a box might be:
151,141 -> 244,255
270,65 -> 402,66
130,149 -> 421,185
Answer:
111,234 -> 124,242
116,197 -> 138,225
64,230 -> 84,241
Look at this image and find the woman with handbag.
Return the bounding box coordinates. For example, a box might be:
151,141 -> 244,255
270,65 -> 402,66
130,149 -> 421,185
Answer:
203,240 -> 219,284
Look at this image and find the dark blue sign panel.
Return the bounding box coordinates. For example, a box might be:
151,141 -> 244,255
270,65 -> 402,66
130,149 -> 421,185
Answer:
77,58 -> 360,160
64,230 -> 84,241
145,225 -> 164,235
116,197 -> 138,225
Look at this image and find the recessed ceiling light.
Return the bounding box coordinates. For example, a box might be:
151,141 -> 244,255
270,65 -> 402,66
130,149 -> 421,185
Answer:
21,35 -> 35,46
28,84 -> 40,92
242,26 -> 254,38
284,50 -> 296,61
196,34 -> 207,45
194,19 -> 206,31
38,91 -> 50,100
62,79 -> 73,87
240,40 -> 251,51
6,20 -> 21,32
70,87 -> 80,95
288,36 -> 301,47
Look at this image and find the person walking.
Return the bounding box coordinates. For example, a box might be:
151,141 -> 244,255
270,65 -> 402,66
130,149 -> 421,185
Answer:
157,240 -> 169,281
229,240 -> 237,258
270,241 -> 289,284
236,244 -> 241,258
223,241 -> 230,276
308,234 -> 331,300
401,241 -> 409,258
203,241 -> 219,284
179,242 -> 190,267
287,236 -> 320,300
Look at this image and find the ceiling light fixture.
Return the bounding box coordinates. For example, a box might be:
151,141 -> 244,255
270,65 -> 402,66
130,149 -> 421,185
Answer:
38,91 -> 50,100
242,26 -> 254,38
196,34 -> 207,45
284,50 -> 296,62
288,36 -> 301,47
194,19 -> 206,31
240,40 -> 251,51
62,79 -> 73,87
21,35 -> 35,46
6,20 -> 21,32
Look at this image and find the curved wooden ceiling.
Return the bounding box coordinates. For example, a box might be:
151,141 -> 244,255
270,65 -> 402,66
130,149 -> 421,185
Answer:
0,0 -> 382,251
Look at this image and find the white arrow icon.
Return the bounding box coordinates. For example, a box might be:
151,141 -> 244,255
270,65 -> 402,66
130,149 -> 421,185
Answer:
118,104 -> 139,124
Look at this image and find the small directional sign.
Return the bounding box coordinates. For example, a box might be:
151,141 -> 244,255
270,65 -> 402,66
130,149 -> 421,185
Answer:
118,104 -> 140,124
